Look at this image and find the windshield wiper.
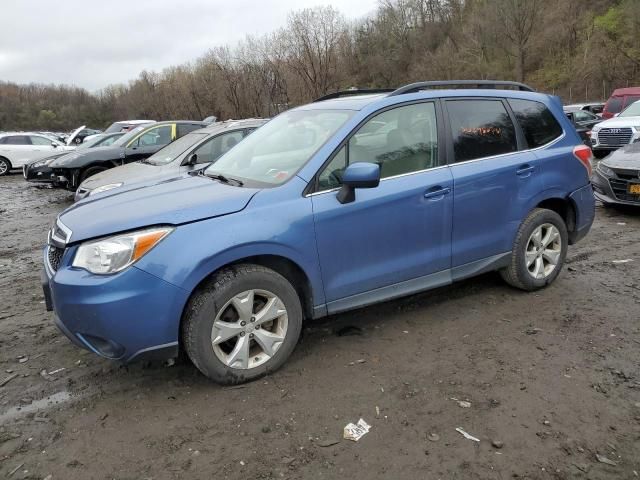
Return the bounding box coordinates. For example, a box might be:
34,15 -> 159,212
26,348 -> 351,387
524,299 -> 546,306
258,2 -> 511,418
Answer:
201,171 -> 244,186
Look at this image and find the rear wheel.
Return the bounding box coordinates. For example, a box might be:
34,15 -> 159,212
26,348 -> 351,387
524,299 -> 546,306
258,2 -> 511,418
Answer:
0,158 -> 11,176
182,264 -> 302,384
500,208 -> 568,291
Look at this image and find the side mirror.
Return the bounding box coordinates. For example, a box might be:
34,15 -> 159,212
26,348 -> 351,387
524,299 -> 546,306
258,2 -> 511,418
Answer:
51,142 -> 58,148
185,153 -> 198,166
336,162 -> 380,204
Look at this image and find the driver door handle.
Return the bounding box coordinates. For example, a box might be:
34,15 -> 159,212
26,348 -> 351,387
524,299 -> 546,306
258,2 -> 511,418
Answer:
424,186 -> 451,200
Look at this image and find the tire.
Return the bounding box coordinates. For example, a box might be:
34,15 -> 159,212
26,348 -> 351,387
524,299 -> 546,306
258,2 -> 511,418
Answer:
79,166 -> 107,183
0,157 -> 11,176
500,208 -> 568,291
182,264 -> 303,384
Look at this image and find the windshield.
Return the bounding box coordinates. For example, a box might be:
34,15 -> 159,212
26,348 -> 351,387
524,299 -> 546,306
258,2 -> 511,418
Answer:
112,125 -> 146,147
145,132 -> 208,165
204,109 -> 353,185
618,100 -> 640,118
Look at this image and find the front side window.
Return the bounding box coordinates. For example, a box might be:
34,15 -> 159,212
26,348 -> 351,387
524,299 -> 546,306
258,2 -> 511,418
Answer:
447,100 -> 517,162
317,102 -> 439,190
193,131 -> 244,164
508,99 -> 563,148
204,109 -> 353,186
30,135 -> 54,146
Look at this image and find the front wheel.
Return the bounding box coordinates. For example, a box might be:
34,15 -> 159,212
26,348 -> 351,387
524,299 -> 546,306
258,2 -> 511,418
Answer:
182,264 -> 303,384
500,208 -> 568,291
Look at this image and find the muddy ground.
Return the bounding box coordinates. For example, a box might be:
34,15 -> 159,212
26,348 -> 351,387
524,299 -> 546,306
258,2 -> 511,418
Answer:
0,173 -> 639,480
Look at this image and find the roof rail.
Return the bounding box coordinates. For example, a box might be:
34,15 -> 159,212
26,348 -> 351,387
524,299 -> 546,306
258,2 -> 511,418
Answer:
388,80 -> 535,96
314,88 -> 395,102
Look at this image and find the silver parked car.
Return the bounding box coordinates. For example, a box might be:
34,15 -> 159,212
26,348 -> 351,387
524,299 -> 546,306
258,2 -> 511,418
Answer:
0,126 -> 86,175
75,118 -> 267,201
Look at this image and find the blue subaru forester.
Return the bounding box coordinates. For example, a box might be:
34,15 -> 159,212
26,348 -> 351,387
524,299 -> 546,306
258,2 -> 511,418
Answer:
43,81 -> 595,384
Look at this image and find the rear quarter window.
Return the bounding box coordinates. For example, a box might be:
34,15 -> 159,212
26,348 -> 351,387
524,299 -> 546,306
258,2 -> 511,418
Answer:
508,99 -> 563,148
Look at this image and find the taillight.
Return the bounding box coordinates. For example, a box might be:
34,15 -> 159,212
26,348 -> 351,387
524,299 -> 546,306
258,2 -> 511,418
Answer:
573,144 -> 593,176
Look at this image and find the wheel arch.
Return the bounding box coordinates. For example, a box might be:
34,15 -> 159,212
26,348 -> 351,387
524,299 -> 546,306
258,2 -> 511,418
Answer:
534,196 -> 577,243
0,156 -> 12,168
180,253 -> 316,327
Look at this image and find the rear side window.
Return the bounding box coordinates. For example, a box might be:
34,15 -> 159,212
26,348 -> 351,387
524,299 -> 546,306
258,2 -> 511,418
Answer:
446,100 -> 517,162
3,135 -> 31,145
606,96 -> 623,114
508,99 -> 563,149
177,123 -> 203,137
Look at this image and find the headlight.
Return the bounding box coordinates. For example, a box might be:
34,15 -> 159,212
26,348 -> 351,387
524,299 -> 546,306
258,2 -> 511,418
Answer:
89,183 -> 123,195
72,227 -> 173,274
596,163 -> 614,177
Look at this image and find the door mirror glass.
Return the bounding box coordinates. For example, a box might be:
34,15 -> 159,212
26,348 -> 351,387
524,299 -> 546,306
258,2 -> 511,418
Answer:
186,153 -> 198,165
337,162 -> 380,204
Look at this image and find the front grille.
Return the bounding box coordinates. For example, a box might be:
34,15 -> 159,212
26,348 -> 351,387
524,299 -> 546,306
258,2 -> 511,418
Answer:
608,178 -> 640,203
47,245 -> 64,272
611,168 -> 640,181
597,128 -> 633,147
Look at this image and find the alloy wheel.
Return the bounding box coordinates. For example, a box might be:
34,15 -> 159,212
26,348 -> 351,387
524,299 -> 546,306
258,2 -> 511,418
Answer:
211,289 -> 288,369
525,223 -> 561,279
0,160 -> 8,175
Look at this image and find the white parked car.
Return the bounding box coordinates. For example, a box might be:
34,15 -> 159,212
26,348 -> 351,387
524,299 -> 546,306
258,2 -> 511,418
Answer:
590,100 -> 640,158
0,127 -> 84,176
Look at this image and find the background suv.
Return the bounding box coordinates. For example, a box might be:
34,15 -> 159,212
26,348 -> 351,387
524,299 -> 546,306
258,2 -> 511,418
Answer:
43,81 -> 595,384
601,87 -> 640,119
0,132 -> 75,176
590,99 -> 640,158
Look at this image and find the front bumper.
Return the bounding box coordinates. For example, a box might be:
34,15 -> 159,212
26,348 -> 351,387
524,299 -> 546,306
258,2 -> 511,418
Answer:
43,247 -> 189,362
24,162 -> 56,183
591,168 -> 640,206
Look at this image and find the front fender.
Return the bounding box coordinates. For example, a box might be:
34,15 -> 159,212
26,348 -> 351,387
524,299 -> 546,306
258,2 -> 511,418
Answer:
134,190 -> 326,309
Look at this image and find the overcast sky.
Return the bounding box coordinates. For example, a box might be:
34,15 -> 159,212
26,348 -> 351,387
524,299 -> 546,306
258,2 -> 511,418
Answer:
0,0 -> 378,92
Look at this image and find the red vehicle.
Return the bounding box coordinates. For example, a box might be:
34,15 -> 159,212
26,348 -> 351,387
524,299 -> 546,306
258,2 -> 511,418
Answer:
602,87 -> 640,119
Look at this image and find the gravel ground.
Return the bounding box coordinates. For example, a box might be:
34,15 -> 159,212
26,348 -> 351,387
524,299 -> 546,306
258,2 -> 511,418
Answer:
0,173 -> 639,480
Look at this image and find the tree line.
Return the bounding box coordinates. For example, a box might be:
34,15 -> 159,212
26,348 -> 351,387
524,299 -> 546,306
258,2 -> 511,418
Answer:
1,0 -> 639,131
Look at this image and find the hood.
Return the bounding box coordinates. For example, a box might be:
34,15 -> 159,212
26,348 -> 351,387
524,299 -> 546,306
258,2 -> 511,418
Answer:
594,116 -> 640,129
49,145 -> 124,168
59,174 -> 259,243
66,125 -> 86,146
28,151 -> 69,166
79,161 -> 174,191
601,143 -> 640,170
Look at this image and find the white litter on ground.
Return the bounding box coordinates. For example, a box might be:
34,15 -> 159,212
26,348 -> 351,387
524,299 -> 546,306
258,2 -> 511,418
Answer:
344,418 -> 371,441
456,427 -> 480,442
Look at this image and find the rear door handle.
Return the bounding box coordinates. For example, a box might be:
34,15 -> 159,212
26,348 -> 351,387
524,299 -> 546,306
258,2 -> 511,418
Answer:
516,165 -> 535,177
424,186 -> 451,200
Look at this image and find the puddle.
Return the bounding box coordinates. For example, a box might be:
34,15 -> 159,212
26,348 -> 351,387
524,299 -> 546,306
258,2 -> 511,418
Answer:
0,391 -> 72,423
